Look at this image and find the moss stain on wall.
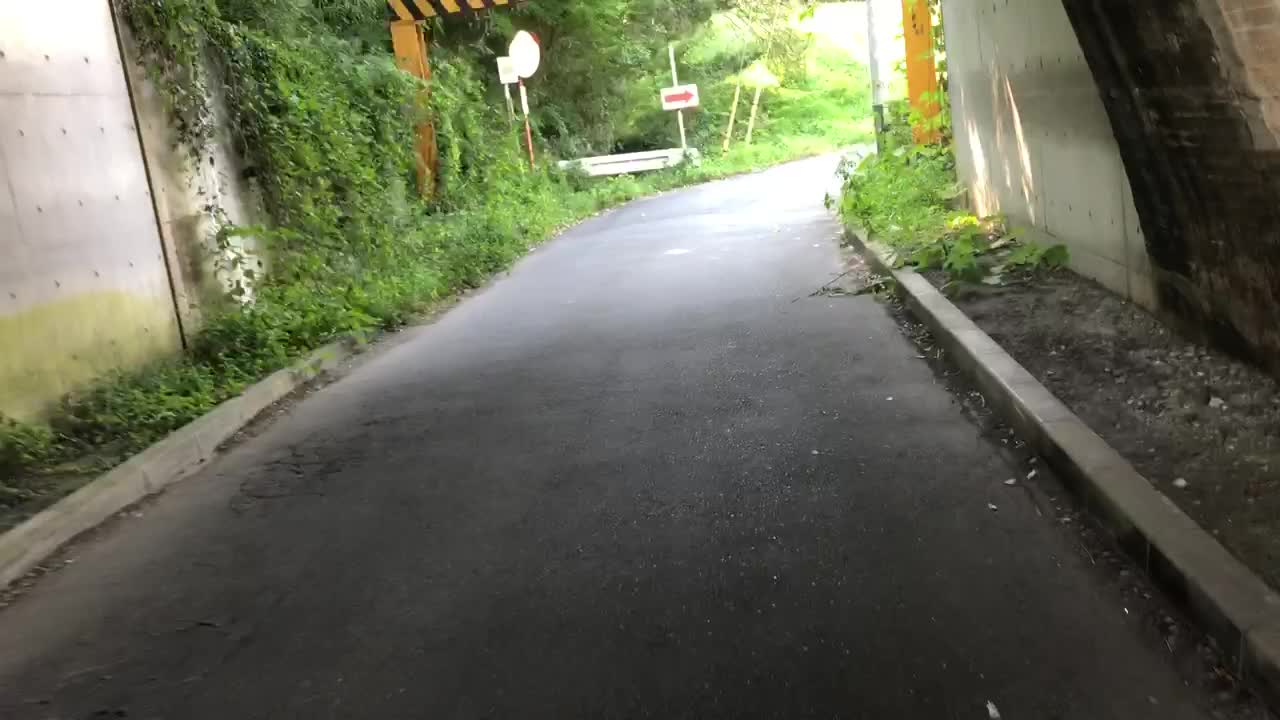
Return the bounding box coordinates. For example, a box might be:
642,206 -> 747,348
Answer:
0,292 -> 181,421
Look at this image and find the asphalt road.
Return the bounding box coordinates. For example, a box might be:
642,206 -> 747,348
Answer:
0,156 -> 1228,719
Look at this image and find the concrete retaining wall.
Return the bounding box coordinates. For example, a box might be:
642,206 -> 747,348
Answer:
0,1 -> 182,421
0,2 -> 261,421
941,0 -> 1155,308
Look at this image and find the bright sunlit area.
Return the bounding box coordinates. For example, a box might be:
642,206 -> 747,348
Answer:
610,1 -> 880,170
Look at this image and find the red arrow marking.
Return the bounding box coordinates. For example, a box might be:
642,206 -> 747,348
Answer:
664,90 -> 695,104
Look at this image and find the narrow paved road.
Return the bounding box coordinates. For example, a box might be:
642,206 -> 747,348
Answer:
0,157 -> 1221,718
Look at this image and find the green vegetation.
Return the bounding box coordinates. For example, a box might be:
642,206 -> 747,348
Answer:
834,1 -> 1066,284
0,1 -> 872,513
836,114 -> 1067,282
604,3 -> 872,158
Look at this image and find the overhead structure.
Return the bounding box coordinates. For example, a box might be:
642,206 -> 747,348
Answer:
388,0 -> 522,22
386,0 -> 529,195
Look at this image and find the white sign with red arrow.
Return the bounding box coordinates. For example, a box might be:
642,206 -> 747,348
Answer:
661,84 -> 700,111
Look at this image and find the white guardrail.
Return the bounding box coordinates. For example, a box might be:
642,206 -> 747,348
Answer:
556,148 -> 702,177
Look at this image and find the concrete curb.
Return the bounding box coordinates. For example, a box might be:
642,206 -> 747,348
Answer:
846,226 -> 1280,707
0,332 -> 370,590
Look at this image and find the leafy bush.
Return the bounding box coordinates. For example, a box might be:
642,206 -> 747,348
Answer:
0,418 -> 56,485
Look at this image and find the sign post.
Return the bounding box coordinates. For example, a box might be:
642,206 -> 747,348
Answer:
497,56 -> 517,123
722,80 -> 742,152
510,31 -> 541,169
668,43 -> 687,152
519,79 -> 534,168
867,0 -> 885,152
738,62 -> 777,147
662,44 -> 699,157
745,84 -> 764,145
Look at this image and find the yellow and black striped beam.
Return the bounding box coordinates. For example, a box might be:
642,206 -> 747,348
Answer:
388,0 -> 522,22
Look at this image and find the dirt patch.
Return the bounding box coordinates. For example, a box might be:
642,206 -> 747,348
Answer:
932,269 -> 1280,590
880,294 -> 1270,719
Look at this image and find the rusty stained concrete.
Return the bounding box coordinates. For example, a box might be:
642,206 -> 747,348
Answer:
1062,0 -> 1280,371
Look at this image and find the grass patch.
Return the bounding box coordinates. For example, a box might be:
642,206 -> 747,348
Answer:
834,107 -> 1068,285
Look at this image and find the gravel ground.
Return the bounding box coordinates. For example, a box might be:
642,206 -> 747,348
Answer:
881,293 -> 1270,720
933,269 -> 1280,590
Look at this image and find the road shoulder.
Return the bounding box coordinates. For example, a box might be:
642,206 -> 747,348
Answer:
847,225 -> 1280,711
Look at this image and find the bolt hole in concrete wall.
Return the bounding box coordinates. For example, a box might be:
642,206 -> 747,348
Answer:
942,0 -> 1157,311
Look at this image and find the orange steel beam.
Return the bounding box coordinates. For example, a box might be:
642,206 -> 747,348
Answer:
390,20 -> 439,196
388,0 -> 522,22
901,0 -> 941,144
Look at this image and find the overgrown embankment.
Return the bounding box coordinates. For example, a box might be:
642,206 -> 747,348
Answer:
0,1 -> 871,518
